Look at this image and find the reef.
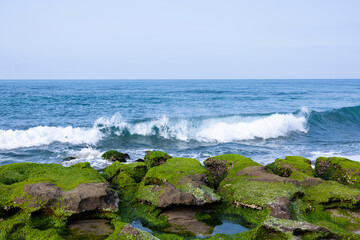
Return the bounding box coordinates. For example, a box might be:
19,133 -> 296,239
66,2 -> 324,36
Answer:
1,152 -> 360,239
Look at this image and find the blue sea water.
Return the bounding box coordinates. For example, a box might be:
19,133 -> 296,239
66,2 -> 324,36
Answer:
1,79 -> 360,169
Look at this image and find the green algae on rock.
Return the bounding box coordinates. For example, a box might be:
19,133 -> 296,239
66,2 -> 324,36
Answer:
103,161 -> 147,184
0,162 -> 118,240
102,150 -> 128,162
204,154 -> 261,187
315,156 -> 360,189
266,156 -> 314,178
137,158 -> 220,208
144,151 -> 172,169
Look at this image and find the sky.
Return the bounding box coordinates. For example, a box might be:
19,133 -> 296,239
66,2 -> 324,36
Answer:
0,0 -> 359,79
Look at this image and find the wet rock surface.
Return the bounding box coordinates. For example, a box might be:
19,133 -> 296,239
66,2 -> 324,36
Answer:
14,182 -> 118,213
3,154 -> 360,239
160,208 -> 214,236
68,219 -> 113,236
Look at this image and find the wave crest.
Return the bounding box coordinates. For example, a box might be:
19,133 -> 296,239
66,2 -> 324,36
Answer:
195,113 -> 307,142
0,110 -> 309,150
0,126 -> 102,150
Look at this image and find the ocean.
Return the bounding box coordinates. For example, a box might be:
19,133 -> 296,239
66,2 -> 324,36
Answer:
1,79 -> 360,169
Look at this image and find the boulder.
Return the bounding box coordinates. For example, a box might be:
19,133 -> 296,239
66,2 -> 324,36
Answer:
265,156 -> 314,180
136,158 -> 220,208
102,150 -> 128,162
0,162 -> 117,214
108,221 -> 159,240
204,154 -> 261,187
218,165 -> 299,210
315,157 -> 360,189
144,151 -> 172,168
63,156 -> 76,161
255,218 -> 338,240
103,161 -> 147,184
13,181 -> 117,214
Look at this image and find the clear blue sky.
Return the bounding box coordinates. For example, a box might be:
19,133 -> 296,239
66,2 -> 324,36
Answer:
0,0 -> 359,79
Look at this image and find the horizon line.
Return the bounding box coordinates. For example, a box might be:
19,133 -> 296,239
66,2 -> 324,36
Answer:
1,78 -> 360,81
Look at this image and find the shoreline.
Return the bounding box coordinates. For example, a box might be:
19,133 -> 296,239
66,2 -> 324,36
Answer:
2,151 -> 360,239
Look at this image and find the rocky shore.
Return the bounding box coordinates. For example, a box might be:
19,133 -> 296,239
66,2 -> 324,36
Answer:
1,151 -> 360,239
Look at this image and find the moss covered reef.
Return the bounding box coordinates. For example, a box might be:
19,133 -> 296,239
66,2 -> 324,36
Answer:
315,156 -> 360,189
144,151 -> 172,168
102,150 -> 129,162
2,153 -> 360,239
136,157 -> 220,208
0,162 -> 118,240
265,156 -> 314,179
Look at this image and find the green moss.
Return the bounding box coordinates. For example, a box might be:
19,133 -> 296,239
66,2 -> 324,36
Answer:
0,212 -> 65,240
205,154 -> 261,178
144,151 -> 172,169
265,156 -> 313,180
143,158 -> 208,186
301,181 -> 360,208
103,162 -> 147,184
136,158 -> 219,206
107,219 -> 159,240
219,178 -> 298,208
0,163 -> 105,211
315,157 -> 360,189
102,150 -> 127,162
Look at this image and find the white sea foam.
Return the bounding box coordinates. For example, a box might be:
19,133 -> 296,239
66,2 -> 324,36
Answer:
0,126 -> 102,150
0,111 -> 308,150
194,113 -> 308,142
61,147 -> 110,170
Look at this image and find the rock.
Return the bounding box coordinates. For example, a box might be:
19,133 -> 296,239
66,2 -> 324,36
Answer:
68,219 -> 113,237
144,151 -> 172,168
204,154 -> 261,186
135,158 -> 145,162
268,197 -> 291,220
103,161 -> 147,184
160,208 -> 214,236
315,156 -> 360,189
120,223 -> 140,236
265,156 -> 314,180
102,150 -> 127,162
108,221 -> 159,240
62,182 -> 117,212
258,218 -> 339,240
136,158 -> 220,208
157,182 -> 196,208
204,158 -> 227,185
300,180 -> 360,209
218,165 -> 299,210
0,162 -> 116,214
63,156 -> 76,161
123,153 -> 130,160
14,182 -> 117,213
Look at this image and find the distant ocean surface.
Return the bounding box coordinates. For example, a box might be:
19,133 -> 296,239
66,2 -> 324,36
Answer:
1,79 -> 360,169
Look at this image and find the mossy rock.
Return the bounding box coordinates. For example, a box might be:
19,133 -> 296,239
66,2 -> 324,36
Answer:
0,162 -> 105,210
144,151 -> 172,168
103,161 -> 147,184
204,154 -> 261,187
136,158 -> 220,208
107,220 -> 159,240
217,164 -> 299,210
0,212 -> 64,240
266,156 -> 313,177
102,150 -> 127,162
315,157 -> 360,189
301,180 -> 360,209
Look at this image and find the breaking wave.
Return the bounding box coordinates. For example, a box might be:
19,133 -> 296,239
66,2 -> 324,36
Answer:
0,109 -> 311,150
0,126 -> 102,150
